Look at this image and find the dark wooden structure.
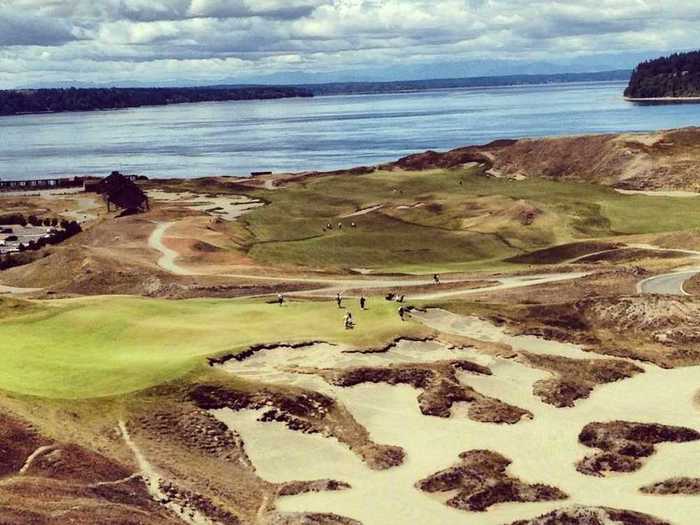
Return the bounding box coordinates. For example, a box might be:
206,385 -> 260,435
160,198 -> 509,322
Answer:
86,171 -> 149,213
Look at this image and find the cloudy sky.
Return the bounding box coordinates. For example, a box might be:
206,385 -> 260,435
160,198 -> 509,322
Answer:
0,0 -> 698,87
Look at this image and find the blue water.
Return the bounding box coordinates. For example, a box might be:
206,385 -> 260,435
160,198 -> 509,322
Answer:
1,81 -> 700,180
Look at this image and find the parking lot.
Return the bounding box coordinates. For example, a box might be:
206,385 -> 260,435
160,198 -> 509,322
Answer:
0,225 -> 56,255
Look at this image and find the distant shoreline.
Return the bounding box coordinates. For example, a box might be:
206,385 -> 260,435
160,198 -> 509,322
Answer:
1,70 -> 631,118
624,96 -> 700,103
0,86 -> 313,118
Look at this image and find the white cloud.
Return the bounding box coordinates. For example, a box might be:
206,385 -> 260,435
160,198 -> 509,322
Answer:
0,0 -> 698,86
0,8 -> 78,46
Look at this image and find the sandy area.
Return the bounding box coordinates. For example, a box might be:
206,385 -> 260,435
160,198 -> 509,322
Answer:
0,284 -> 43,295
615,189 -> 700,198
0,188 -> 100,227
340,204 -> 383,218
148,189 -> 264,221
59,194 -> 101,223
217,340 -> 490,395
214,313 -> 700,525
414,309 -> 596,360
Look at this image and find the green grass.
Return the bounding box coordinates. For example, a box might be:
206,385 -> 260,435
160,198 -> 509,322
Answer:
241,167 -> 700,271
0,296 -> 427,399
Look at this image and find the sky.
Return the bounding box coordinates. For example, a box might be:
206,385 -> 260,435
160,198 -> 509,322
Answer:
0,0 -> 699,88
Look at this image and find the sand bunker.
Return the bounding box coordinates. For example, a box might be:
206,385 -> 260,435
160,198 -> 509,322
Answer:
414,309 -> 595,360
213,314 -> 700,525
148,189 -> 264,221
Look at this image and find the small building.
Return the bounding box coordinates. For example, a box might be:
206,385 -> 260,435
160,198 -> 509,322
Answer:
86,171 -> 149,213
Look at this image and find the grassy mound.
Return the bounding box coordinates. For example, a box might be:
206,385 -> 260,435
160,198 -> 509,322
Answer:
240,166 -> 700,272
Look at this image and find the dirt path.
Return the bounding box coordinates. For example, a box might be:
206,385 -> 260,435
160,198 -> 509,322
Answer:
410,272 -> 589,300
149,222 -> 192,276
633,245 -> 700,295
567,243 -> 700,265
148,222 -> 588,298
18,445 -> 56,475
0,284 -> 43,295
637,269 -> 700,295
148,222 -> 588,299
118,420 -> 218,525
340,204 -> 383,218
615,189 -> 700,198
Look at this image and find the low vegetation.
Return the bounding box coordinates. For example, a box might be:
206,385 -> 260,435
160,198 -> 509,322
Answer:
239,165 -> 700,272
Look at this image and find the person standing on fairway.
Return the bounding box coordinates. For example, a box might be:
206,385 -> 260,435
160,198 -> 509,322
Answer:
277,293 -> 284,306
336,292 -> 343,308
360,296 -> 366,310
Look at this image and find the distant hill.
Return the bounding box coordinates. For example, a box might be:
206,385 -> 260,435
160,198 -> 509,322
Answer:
0,86 -> 313,117
305,70 -> 631,96
213,70 -> 631,97
625,51 -> 700,99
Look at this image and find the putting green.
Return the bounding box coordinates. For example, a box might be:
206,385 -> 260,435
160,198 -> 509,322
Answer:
0,296 -> 426,399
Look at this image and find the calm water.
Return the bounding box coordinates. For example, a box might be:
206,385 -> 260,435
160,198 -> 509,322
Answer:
2,81 -> 700,180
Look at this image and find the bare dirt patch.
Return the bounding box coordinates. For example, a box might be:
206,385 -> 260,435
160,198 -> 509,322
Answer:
278,479 -> 351,497
518,352 -> 643,408
0,412 -> 51,478
576,421 -> 700,476
264,512 -> 361,525
416,449 -> 567,512
0,408 -> 182,525
308,360 -> 531,423
640,477 -> 700,495
508,506 -> 672,525
488,294 -> 700,367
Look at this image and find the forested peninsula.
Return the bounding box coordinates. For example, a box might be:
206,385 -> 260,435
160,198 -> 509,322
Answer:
0,86 -> 313,116
625,51 -> 700,99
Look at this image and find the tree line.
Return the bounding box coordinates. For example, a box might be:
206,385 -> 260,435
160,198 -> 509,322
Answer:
625,51 -> 700,98
0,86 -> 313,116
